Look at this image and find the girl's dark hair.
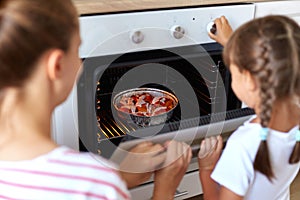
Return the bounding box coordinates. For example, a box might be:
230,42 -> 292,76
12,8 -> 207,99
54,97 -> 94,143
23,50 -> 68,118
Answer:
223,15 -> 300,181
0,0 -> 78,89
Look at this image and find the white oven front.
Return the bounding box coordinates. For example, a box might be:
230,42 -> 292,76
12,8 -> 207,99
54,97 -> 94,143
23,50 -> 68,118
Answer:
51,3 -> 255,199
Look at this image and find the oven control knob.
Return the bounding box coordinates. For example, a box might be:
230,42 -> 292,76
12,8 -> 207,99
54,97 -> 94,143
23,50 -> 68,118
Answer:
130,30 -> 144,44
170,25 -> 185,39
207,22 -> 217,35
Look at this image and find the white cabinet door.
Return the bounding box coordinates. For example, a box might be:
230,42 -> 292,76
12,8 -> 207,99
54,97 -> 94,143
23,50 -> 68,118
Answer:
255,1 -> 300,24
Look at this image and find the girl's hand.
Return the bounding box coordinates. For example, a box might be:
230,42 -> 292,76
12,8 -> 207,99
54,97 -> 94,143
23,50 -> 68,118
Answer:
152,140 -> 192,200
198,135 -> 223,171
208,16 -> 233,46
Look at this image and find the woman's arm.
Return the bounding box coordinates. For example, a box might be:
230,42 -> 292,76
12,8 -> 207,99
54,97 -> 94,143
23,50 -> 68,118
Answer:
119,140 -> 192,200
119,141 -> 167,188
152,141 -> 192,200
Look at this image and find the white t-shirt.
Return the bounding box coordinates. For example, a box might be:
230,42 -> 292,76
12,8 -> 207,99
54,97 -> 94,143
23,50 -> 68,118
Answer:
0,146 -> 130,200
211,117 -> 300,200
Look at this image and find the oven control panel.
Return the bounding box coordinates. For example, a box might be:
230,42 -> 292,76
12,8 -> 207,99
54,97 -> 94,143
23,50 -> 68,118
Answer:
79,4 -> 255,58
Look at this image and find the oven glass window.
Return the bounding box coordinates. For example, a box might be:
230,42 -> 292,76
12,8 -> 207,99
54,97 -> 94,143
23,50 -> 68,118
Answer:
77,43 -> 253,157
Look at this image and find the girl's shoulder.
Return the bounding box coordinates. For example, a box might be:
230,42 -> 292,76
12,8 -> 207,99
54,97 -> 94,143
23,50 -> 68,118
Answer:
229,118 -> 261,141
229,115 -> 299,143
226,118 -> 262,153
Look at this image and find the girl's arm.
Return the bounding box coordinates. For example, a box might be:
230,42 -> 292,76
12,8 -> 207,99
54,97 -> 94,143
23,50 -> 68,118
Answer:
219,186 -> 243,200
199,169 -> 219,200
199,170 -> 243,200
208,16 -> 233,46
198,136 -> 222,200
198,136 -> 243,200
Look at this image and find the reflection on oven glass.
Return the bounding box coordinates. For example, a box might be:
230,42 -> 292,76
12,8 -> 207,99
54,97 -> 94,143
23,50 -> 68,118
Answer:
92,46 -> 240,141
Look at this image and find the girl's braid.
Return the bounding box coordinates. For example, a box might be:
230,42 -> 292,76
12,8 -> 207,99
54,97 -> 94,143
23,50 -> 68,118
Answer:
253,37 -> 275,180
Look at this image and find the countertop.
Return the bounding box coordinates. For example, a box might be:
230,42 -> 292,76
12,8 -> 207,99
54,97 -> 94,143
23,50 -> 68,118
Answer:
72,0 -> 272,15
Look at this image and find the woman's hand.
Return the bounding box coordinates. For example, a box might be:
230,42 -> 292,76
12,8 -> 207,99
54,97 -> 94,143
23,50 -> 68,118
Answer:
119,141 -> 167,188
208,16 -> 233,46
152,140 -> 192,200
198,135 -> 223,171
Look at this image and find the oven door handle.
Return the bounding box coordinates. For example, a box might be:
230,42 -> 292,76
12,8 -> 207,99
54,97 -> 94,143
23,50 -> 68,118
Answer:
174,190 -> 189,198
150,190 -> 189,199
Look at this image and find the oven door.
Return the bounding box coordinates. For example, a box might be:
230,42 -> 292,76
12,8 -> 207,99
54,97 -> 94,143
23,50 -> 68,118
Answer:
76,43 -> 254,159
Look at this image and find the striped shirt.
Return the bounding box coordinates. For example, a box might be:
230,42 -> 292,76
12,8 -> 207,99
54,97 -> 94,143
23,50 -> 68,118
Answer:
0,146 -> 130,200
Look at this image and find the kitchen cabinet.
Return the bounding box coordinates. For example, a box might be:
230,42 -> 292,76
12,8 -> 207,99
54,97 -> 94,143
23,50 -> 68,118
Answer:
254,0 -> 300,24
72,0 -> 269,15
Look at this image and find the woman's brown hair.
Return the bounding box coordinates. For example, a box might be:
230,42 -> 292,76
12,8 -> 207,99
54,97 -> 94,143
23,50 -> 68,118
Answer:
223,15 -> 300,181
0,0 -> 78,89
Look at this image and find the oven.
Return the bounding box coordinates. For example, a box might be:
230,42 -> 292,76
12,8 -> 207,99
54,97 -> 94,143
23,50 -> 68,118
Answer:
52,3 -> 255,199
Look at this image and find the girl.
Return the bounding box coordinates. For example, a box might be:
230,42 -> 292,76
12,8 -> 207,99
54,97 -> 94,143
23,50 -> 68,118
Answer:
0,0 -> 192,199
198,15 -> 300,200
